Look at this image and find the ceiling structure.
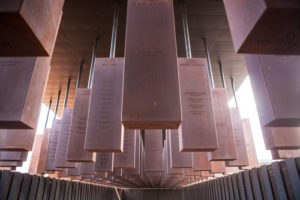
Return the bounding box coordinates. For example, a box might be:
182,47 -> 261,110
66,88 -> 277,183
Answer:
43,0 -> 247,117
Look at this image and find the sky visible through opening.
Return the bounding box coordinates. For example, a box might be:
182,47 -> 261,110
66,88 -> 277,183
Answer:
17,76 -> 272,172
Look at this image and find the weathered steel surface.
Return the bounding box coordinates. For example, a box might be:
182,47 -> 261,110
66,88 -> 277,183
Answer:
123,133 -> 141,175
184,168 -> 201,177
0,161 -> 23,167
262,127 -> 300,150
226,108 -> 249,167
114,130 -> 136,169
0,57 -> 50,129
271,149 -> 300,159
169,130 -> 193,168
28,134 -> 43,174
37,128 -> 50,174
0,129 -> 35,150
0,0 -> 64,56
45,119 -> 61,171
223,0 -> 300,54
67,88 -> 95,162
241,119 -> 259,169
94,153 -> 114,172
122,0 -> 181,129
178,58 -> 217,152
85,58 -> 124,152
246,55 -> 300,127
68,167 -> 80,177
193,152 -> 211,171
211,161 -> 226,174
144,130 -> 163,172
166,139 -> 184,175
0,151 -> 28,161
55,108 -> 77,168
210,88 -> 237,160
80,163 -> 95,175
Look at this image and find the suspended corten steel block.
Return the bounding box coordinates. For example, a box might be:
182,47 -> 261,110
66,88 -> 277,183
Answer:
55,108 -> 77,168
94,153 -> 114,172
85,58 -> 124,152
80,163 -> 95,175
68,167 -> 80,177
210,88 -> 237,160
178,58 -> 218,152
241,119 -> 259,169
0,0 -> 64,56
185,168 -> 201,177
67,88 -> 95,162
226,108 -> 249,167
192,152 -> 211,171
0,161 -> 23,167
223,0 -> 300,54
0,129 -> 35,151
210,161 -> 226,174
166,140 -> 184,175
0,151 -> 28,161
168,130 -> 193,168
122,0 -> 181,129
45,119 -> 62,172
123,133 -> 141,175
28,134 -> 43,174
37,128 -> 51,174
271,149 -> 300,160
0,57 -> 50,129
246,55 -> 300,127
262,127 -> 300,150
144,130 -> 163,172
114,130 -> 136,169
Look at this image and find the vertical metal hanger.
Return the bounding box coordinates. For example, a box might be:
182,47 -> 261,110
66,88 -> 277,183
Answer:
44,99 -> 52,128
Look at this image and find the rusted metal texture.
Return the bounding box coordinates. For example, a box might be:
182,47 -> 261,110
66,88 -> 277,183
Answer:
144,130 -> 163,172
85,58 -> 124,152
223,0 -> 300,54
94,153 -> 114,172
0,129 -> 35,151
0,0 -> 64,56
0,57 -> 50,129
122,0 -> 181,129
178,58 -> 217,152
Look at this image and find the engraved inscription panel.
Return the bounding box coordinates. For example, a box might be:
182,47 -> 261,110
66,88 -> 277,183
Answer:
114,130 -> 136,169
210,88 -> 237,160
45,119 -> 61,171
226,108 -> 249,167
223,0 -> 300,54
67,88 -> 95,162
85,58 -> 124,152
123,0 -> 181,129
144,130 -> 163,172
169,130 -> 193,168
0,129 -> 35,150
54,108 -> 77,168
95,153 -> 114,172
178,58 -> 217,151
80,162 -> 95,175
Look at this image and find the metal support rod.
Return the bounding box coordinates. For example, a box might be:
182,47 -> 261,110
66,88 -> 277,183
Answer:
219,61 -> 226,88
76,61 -> 84,89
88,37 -> 99,88
181,1 -> 192,58
54,90 -> 61,119
63,77 -> 71,108
202,37 -> 214,88
44,99 -> 52,128
231,77 -> 238,108
110,0 -> 120,58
